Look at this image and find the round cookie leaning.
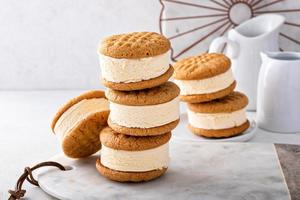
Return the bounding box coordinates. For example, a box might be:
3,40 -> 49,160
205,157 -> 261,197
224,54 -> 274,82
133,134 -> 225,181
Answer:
99,32 -> 173,91
187,91 -> 250,138
51,90 -> 109,158
96,127 -> 171,182
106,82 -> 180,136
173,53 -> 236,103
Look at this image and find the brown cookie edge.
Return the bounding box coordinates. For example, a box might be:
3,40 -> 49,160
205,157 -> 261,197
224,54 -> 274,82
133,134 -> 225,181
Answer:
100,127 -> 171,151
108,118 -> 179,136
96,158 -> 167,182
102,66 -> 173,91
180,81 -> 236,103
188,120 -> 250,138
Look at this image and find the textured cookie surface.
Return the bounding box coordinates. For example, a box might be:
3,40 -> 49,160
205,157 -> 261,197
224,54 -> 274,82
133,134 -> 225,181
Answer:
102,66 -> 173,91
100,127 -> 171,151
105,82 -> 180,106
189,120 -> 250,138
61,112 -> 109,158
99,32 -> 170,59
180,81 -> 236,103
96,158 -> 167,182
173,53 -> 231,80
108,118 -> 179,136
51,90 -> 106,131
188,91 -> 248,113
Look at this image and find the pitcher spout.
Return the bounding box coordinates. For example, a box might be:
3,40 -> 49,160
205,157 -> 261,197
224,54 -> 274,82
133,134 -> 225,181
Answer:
260,52 -> 270,64
233,14 -> 285,39
260,14 -> 285,32
261,51 -> 300,62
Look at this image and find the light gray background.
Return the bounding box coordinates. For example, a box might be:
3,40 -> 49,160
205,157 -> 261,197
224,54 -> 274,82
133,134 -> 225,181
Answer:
0,0 -> 160,90
1,1 -> 299,199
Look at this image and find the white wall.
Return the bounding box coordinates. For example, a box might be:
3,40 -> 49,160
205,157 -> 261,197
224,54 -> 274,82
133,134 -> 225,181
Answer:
0,0 -> 161,90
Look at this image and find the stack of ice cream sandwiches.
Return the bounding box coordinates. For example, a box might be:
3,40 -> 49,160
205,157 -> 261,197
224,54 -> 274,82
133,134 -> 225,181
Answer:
97,32 -> 180,182
173,53 -> 250,138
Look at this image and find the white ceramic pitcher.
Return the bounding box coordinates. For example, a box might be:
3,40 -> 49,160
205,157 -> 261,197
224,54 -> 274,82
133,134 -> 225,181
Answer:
209,14 -> 285,110
257,52 -> 300,133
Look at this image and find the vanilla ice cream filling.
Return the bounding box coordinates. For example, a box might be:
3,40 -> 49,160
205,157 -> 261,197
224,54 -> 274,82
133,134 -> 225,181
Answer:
109,97 -> 179,128
101,143 -> 169,172
54,98 -> 109,141
187,108 -> 247,130
175,69 -> 235,95
99,52 -> 170,83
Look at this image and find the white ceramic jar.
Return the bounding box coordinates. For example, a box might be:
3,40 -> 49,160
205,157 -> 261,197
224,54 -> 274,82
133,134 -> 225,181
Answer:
257,52 -> 300,133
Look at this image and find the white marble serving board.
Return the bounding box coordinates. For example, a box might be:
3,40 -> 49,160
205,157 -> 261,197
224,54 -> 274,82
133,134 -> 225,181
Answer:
38,141 -> 290,200
173,113 -> 257,142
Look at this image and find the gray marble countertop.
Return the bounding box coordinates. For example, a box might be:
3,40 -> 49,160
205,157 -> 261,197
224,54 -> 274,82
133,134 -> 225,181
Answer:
1,90 -> 300,199
275,144 -> 300,200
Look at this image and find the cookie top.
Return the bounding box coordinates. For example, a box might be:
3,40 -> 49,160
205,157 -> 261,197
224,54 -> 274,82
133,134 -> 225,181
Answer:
51,90 -> 106,131
173,53 -> 231,80
188,91 -> 248,113
100,127 -> 171,151
105,82 -> 180,106
99,32 -> 170,59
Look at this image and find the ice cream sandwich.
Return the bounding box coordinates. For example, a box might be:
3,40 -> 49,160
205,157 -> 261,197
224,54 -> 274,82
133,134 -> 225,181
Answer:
187,91 -> 249,138
173,53 -> 236,103
105,82 -> 180,136
98,32 -> 173,91
51,90 -> 109,158
96,127 -> 171,182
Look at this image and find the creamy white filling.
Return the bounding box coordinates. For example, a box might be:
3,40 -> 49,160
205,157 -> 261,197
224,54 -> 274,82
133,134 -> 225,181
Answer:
101,143 -> 169,172
174,69 -> 235,95
54,98 -> 109,141
187,108 -> 247,130
99,52 -> 170,83
109,97 -> 180,128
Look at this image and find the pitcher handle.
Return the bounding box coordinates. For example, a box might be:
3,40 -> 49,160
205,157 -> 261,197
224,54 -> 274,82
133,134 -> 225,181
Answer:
209,36 -> 239,59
